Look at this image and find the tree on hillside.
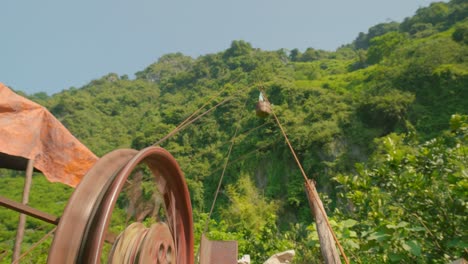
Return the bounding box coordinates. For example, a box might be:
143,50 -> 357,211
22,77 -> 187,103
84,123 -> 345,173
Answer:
367,32 -> 408,65
452,20 -> 468,44
223,40 -> 254,58
354,22 -> 400,50
135,53 -> 194,83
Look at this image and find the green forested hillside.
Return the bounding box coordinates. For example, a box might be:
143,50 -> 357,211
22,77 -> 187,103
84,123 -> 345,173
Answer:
1,0 -> 467,263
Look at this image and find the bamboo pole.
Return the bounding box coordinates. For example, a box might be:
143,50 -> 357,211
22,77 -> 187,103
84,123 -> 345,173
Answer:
12,159 -> 34,263
305,179 -> 341,264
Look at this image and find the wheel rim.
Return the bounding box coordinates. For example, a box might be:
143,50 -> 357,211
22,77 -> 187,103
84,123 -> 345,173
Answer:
48,147 -> 193,264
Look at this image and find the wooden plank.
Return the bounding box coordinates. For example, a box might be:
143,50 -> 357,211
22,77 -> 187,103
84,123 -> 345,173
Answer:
305,179 -> 341,264
12,159 -> 34,262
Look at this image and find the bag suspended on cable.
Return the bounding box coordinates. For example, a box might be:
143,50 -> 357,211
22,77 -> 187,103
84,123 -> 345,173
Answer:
256,92 -> 271,118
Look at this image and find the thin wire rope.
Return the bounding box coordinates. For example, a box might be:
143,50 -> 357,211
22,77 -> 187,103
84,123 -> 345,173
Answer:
152,75 -> 242,147
153,97 -> 231,146
259,89 -> 350,264
205,136 -> 282,177
203,125 -> 239,234
202,97 -> 250,234
188,120 -> 273,162
175,98 -> 231,135
196,99 -> 248,263
12,227 -> 56,264
152,89 -> 230,146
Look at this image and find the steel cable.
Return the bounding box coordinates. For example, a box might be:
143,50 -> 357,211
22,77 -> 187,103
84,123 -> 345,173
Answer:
259,89 -> 350,264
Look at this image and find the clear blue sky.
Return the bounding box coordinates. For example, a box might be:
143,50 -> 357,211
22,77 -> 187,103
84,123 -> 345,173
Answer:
1,0 -> 438,95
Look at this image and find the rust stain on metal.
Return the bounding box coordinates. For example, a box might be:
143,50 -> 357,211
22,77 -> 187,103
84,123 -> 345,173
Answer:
200,234 -> 238,264
0,196 -> 59,225
0,83 -> 98,187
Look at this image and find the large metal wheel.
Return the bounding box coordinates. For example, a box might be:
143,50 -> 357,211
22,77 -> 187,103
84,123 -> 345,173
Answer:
48,147 -> 194,264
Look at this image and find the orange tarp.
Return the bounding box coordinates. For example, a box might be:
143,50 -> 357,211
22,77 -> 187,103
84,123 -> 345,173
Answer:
0,83 -> 98,187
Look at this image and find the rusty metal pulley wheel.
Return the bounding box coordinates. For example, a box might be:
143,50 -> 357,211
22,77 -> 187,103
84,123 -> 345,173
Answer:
108,222 -> 175,263
48,147 -> 194,264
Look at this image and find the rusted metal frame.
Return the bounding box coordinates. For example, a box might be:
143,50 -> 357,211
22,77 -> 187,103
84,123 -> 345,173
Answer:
0,196 -> 118,242
0,196 -> 59,225
200,234 -> 238,264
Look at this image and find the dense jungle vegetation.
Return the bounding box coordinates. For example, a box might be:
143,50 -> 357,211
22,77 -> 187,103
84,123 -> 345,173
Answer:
1,0 -> 467,262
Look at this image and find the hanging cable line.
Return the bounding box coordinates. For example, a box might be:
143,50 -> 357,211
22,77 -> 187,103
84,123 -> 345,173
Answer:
152,79 -> 249,147
194,97 -> 249,262
203,125 -> 239,234
152,97 -> 232,146
204,136 -> 282,178
201,96 -> 251,232
147,78 -> 349,262
11,227 -> 56,264
259,89 -> 350,264
187,120 -> 274,162
152,84 -> 231,146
